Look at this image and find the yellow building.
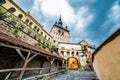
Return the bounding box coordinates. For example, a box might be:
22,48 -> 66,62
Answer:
0,0 -> 55,53
0,0 -> 95,70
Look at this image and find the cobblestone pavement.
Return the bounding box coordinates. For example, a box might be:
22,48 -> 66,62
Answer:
50,70 -> 99,80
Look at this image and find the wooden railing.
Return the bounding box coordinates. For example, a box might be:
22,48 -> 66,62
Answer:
0,67 -> 66,73
0,67 -> 66,80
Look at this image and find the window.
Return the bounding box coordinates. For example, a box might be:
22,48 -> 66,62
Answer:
76,52 -> 79,56
72,52 -> 74,56
18,14 -> 23,19
86,61 -> 89,63
61,51 -> 64,56
29,22 -> 33,26
34,26 -> 37,30
8,7 -> 16,13
34,35 -> 36,40
45,35 -> 47,38
0,0 -> 6,4
25,19 -> 29,23
58,29 -> 61,33
19,25 -> 24,31
67,51 -> 69,55
41,32 -> 43,35
48,38 -> 50,41
37,28 -> 39,32
53,40 -> 56,43
81,55 -> 84,57
27,31 -> 31,35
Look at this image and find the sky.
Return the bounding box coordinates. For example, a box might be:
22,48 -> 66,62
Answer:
14,0 -> 120,47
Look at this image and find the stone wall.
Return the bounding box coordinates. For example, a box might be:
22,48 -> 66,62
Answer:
0,20 -> 37,45
93,32 -> 120,80
0,53 -> 19,79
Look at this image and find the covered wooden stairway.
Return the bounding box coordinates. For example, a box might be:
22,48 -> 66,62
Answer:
0,31 -> 66,80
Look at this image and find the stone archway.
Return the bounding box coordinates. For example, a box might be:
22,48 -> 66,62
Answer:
67,57 -> 79,69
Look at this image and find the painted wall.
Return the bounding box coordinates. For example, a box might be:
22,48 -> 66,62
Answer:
93,35 -> 120,80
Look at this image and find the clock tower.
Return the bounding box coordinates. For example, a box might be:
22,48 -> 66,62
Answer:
50,16 -> 70,45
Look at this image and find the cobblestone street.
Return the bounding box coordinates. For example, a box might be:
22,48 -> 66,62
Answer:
50,70 -> 99,80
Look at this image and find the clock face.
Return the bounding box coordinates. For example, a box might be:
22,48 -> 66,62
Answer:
58,29 -> 61,33
62,31 -> 64,36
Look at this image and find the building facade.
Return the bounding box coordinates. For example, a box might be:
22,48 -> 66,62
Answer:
0,0 -> 55,53
50,17 -> 70,46
57,40 -> 95,69
0,0 -> 95,70
93,29 -> 120,80
50,17 -> 95,69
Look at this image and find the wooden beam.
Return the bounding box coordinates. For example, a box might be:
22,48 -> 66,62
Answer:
0,67 -> 50,73
18,51 -> 31,80
50,58 -> 55,65
0,42 -> 30,52
47,57 -> 55,64
27,53 -> 38,63
18,52 -> 39,80
0,67 -> 65,73
16,49 -> 25,61
0,42 -> 54,58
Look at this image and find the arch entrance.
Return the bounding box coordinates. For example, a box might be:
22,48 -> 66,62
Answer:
67,57 -> 79,69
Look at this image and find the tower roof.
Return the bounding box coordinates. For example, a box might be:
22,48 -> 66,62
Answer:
57,16 -> 63,27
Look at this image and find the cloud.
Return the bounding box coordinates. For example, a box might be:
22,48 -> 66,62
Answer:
32,0 -> 95,45
70,0 -> 97,3
32,0 -> 94,34
101,1 -> 120,35
33,0 -> 75,24
74,7 -> 94,32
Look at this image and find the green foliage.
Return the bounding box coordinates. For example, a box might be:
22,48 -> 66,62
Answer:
14,28 -> 19,38
49,48 -> 54,53
42,43 -> 47,49
49,45 -> 56,53
0,12 -> 7,19
34,41 -> 41,46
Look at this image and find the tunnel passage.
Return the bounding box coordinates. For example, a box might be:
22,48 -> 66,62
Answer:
67,57 -> 79,69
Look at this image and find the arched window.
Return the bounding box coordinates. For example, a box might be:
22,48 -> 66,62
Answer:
61,51 -> 64,56
18,14 -> 23,19
8,7 -> 16,13
41,32 -> 43,35
25,19 -> 29,23
76,52 -> 79,56
37,28 -> 39,32
67,51 -> 69,56
72,51 -> 74,56
34,35 -> 36,40
48,38 -> 50,41
34,26 -> 37,30
29,22 -> 33,26
45,35 -> 47,38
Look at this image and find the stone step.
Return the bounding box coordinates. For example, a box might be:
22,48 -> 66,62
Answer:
50,70 -> 99,80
